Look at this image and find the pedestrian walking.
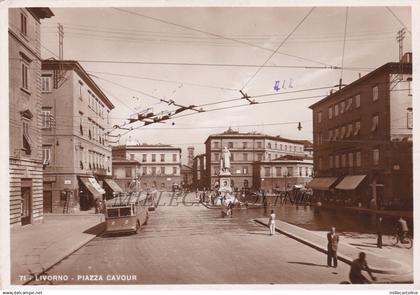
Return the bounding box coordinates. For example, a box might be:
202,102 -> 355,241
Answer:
397,216 -> 409,241
268,210 -> 276,235
349,252 -> 376,284
376,216 -> 383,248
327,227 -> 339,267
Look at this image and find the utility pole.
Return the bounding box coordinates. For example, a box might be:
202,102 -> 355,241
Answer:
396,28 -> 406,61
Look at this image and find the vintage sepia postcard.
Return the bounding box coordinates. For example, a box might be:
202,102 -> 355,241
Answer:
0,0 -> 418,293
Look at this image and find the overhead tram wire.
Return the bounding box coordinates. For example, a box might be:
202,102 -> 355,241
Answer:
112,7 -> 335,68
240,7 -> 316,91
385,7 -> 412,35
86,70 -> 240,92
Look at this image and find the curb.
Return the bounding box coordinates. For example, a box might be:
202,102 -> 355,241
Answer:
201,201 -> 263,210
22,222 -> 105,285
253,219 -> 410,275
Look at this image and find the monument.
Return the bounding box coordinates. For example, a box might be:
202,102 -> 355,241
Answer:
215,147 -> 238,207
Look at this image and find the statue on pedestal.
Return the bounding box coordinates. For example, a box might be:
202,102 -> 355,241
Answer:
221,146 -> 231,172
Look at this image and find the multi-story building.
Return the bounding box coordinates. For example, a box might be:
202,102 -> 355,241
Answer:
192,153 -> 207,190
309,54 -> 412,209
205,128 -> 306,190
253,155 -> 313,192
112,158 -> 141,193
41,60 -> 116,213
9,8 -> 54,226
180,165 -> 193,189
112,144 -> 182,191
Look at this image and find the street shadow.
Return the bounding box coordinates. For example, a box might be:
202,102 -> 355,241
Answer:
83,222 -> 105,235
288,261 -> 329,268
248,231 -> 271,236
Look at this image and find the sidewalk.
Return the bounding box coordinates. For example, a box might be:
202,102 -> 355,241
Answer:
254,218 -> 413,278
11,213 -> 105,285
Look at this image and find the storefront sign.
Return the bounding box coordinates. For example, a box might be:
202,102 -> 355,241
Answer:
64,180 -> 72,185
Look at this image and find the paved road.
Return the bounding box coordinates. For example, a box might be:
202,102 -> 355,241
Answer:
30,193 -> 354,285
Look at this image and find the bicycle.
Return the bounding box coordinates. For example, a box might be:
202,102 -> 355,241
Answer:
388,232 -> 413,249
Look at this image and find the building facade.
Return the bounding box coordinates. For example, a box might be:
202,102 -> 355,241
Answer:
9,8 -> 54,226
180,165 -> 193,189
41,60 -> 115,213
112,159 -> 141,193
112,144 -> 182,191
309,56 -> 412,210
204,128 -> 306,190
192,153 -> 207,190
253,155 -> 313,192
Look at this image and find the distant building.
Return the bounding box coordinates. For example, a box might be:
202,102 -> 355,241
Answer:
192,153 -> 207,190
112,158 -> 141,193
187,146 -> 194,167
9,8 -> 54,226
112,144 -> 182,191
204,128 -> 306,190
180,165 -> 193,189
253,155 -> 313,192
309,54 -> 412,210
41,60 -> 116,212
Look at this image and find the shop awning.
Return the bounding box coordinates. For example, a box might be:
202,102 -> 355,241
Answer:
104,178 -> 123,193
306,177 -> 338,191
335,175 -> 367,190
79,177 -> 105,198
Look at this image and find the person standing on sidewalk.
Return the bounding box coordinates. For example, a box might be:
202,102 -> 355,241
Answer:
268,210 -> 276,236
376,216 -> 383,248
327,227 -> 339,267
397,216 -> 409,241
349,252 -> 376,284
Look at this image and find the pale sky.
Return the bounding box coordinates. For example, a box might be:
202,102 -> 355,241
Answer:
39,6 -> 412,163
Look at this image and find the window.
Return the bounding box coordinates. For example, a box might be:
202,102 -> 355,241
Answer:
264,167 -> 270,176
243,153 -> 248,161
371,115 -> 379,132
125,167 -> 132,178
334,128 -> 340,140
279,144 -> 283,151
88,91 -> 92,108
172,154 -> 177,162
151,167 -> 156,175
243,167 -> 249,174
160,154 -> 165,162
41,76 -> 52,92
373,149 -> 379,165
22,120 -> 31,155
355,94 -> 361,108
329,155 -> 333,168
173,167 -> 178,175
334,104 -> 339,116
160,167 -> 165,175
299,167 -> 303,176
407,108 -> 413,129
340,126 -> 346,139
348,153 -> 354,168
341,154 -> 346,167
354,121 -> 361,136
340,101 -> 345,114
130,154 -> 135,160
78,81 -> 83,99
213,141 -> 219,149
335,155 -> 340,168
257,142 -> 262,149
142,167 -> 147,175
287,167 -> 293,176
214,153 -> 219,162
346,97 -> 352,111
20,13 -> 27,35
142,154 -> 147,162
42,146 -> 51,165
372,85 -> 379,101
257,153 -> 263,161
356,152 -> 361,167
41,109 -> 51,129
328,107 -> 333,119
346,123 -> 353,138
231,153 -> 234,161
152,154 -> 156,162
317,111 -> 322,123
267,142 -> 272,149
242,142 -> 247,149
326,128 -> 332,141
21,61 -> 29,91
228,142 -> 233,149
275,167 -> 282,176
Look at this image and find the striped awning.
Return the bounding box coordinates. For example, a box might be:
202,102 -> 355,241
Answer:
79,177 -> 105,198
335,175 -> 367,190
306,177 -> 338,191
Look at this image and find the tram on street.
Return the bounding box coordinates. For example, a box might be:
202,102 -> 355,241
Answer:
104,193 -> 149,234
